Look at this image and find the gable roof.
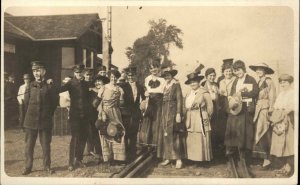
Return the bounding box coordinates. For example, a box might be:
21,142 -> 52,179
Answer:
4,13 -> 101,41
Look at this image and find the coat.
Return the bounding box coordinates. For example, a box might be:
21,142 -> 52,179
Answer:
224,74 -> 259,149
23,80 -> 58,129
60,78 -> 92,121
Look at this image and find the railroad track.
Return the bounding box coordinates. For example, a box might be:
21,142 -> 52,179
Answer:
110,148 -> 156,178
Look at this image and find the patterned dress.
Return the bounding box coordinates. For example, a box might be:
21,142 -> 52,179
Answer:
157,80 -> 186,159
185,87 -> 213,161
97,84 -> 126,161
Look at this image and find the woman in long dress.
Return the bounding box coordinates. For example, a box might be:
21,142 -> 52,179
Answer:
218,60 -> 236,154
249,63 -> 276,169
157,67 -> 186,169
138,58 -> 165,150
184,70 -> 214,162
270,74 -> 294,176
224,60 -> 259,177
97,69 -> 126,164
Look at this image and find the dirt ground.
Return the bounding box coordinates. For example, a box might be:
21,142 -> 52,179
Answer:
3,129 -> 290,178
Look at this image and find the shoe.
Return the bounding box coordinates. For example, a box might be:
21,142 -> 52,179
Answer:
160,160 -> 170,166
22,168 -> 31,175
75,160 -> 86,168
68,165 -> 74,171
44,167 -> 55,174
175,160 -> 182,169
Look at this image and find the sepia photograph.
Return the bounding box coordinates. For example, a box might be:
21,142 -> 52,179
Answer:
1,0 -> 298,185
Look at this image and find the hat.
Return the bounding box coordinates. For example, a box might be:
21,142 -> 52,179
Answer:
93,74 -> 110,84
185,72 -> 205,85
95,119 -> 124,143
205,68 -> 216,77
23,74 -> 30,79
228,95 -> 243,115
161,66 -> 178,77
249,63 -> 274,74
125,67 -> 137,76
279,74 -> 294,83
149,58 -> 161,69
31,61 -> 46,70
108,69 -> 121,79
72,64 -> 85,72
97,65 -> 107,72
83,67 -> 94,74
222,58 -> 234,72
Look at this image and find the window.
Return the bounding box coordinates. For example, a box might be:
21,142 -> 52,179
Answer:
83,49 -> 87,66
91,51 -> 94,68
61,47 -> 75,68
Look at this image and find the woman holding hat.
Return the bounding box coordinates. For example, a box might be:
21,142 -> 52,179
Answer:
184,65 -> 214,163
96,69 -> 126,164
157,66 -> 186,169
269,74 -> 294,176
218,60 -> 236,154
249,63 -> 276,169
224,60 -> 259,177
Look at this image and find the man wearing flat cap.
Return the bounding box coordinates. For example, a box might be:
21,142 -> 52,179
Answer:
17,74 -> 31,130
60,64 -> 92,171
119,66 -> 145,161
22,61 -> 58,175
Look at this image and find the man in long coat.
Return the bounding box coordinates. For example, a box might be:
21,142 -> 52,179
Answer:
22,61 -> 58,175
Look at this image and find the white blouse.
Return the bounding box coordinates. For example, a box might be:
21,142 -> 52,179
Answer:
185,89 -> 200,109
273,88 -> 294,112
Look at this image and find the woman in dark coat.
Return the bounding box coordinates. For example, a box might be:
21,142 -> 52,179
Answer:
224,60 -> 259,177
157,66 -> 185,169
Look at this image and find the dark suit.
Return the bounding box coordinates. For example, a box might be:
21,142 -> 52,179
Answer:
4,81 -> 18,128
60,78 -> 91,165
119,82 -> 145,160
23,80 -> 58,170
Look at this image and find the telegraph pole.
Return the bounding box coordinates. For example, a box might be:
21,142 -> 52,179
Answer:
102,6 -> 112,70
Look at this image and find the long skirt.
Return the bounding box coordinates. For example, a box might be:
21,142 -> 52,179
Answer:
224,105 -> 254,150
252,109 -> 272,159
186,131 -> 212,161
157,101 -> 186,159
138,93 -> 163,146
270,116 -> 294,157
100,106 -> 126,161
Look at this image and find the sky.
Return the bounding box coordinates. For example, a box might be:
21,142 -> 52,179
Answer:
5,6 -> 295,93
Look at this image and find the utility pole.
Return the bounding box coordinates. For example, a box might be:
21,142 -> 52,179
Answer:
102,6 -> 112,70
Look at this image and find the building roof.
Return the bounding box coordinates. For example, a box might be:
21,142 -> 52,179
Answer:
4,13 -> 101,41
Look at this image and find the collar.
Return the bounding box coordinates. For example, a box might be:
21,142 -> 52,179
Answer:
238,74 -> 247,82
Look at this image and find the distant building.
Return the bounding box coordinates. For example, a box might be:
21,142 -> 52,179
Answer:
4,13 -> 114,86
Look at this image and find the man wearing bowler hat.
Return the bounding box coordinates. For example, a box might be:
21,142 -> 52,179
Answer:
121,67 -> 145,161
22,61 -> 58,175
17,74 -> 31,130
60,64 -> 91,171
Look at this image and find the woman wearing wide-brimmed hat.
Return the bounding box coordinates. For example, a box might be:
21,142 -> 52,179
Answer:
269,74 -> 294,176
184,65 -> 214,163
249,63 -> 276,169
157,65 -> 186,169
96,69 -> 126,164
224,60 -> 259,177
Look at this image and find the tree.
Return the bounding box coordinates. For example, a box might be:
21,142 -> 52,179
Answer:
125,18 -> 183,84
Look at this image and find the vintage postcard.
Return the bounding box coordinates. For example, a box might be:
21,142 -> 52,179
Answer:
1,0 -> 298,185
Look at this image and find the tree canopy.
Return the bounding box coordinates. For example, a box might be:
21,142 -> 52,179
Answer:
125,18 -> 183,84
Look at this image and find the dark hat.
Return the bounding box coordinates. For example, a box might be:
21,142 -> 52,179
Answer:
31,61 -> 46,70
108,69 -> 121,79
249,63 -> 274,74
205,68 -> 216,77
93,74 -> 110,84
72,64 -> 85,72
222,58 -> 234,72
233,60 -> 246,71
279,74 -> 293,83
97,65 -> 107,72
23,74 -> 30,79
185,72 -> 205,85
83,67 -> 94,74
149,58 -> 161,69
161,66 -> 178,77
125,67 -> 137,76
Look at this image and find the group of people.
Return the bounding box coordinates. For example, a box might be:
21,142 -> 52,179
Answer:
10,57 -> 294,177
